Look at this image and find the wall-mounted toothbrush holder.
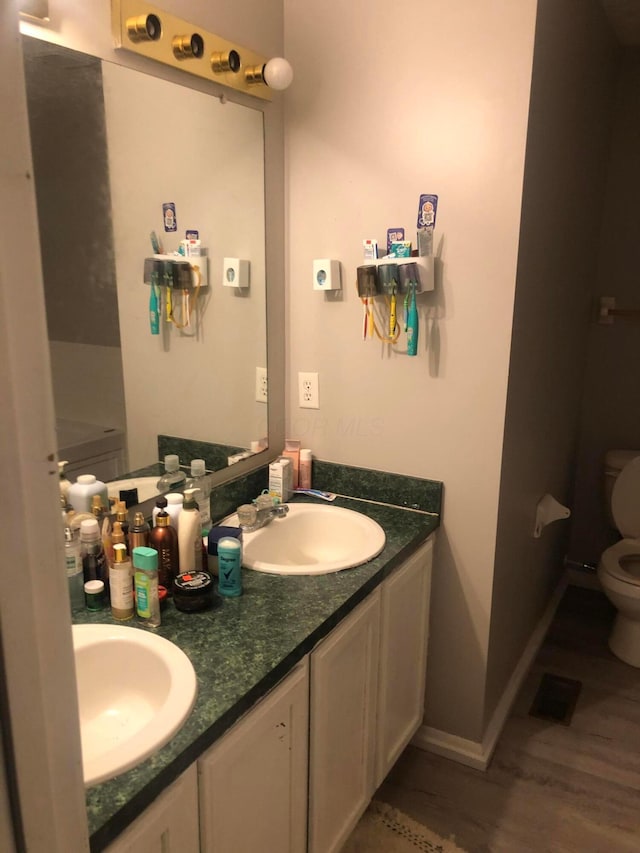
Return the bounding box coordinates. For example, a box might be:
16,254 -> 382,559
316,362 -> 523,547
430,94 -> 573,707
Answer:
144,253 -> 209,289
374,256 -> 434,292
223,258 -> 250,289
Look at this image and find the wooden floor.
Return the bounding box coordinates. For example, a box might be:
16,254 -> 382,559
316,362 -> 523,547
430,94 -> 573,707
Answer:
376,585 -> 640,852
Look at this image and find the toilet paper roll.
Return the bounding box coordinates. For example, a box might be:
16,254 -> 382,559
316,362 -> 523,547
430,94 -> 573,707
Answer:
533,493 -> 571,538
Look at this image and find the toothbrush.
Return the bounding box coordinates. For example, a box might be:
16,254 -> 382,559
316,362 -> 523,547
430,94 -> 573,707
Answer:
389,287 -> 397,337
406,282 -> 419,356
149,272 -> 160,335
150,230 -> 163,254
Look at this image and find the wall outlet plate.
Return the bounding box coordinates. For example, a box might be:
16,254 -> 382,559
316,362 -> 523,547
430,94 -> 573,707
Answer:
255,367 -> 268,403
298,372 -> 319,409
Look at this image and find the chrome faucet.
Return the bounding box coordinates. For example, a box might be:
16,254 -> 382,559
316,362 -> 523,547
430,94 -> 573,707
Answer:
237,501 -> 289,532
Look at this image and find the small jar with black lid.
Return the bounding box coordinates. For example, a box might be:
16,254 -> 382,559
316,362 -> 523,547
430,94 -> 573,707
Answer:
173,570 -> 217,612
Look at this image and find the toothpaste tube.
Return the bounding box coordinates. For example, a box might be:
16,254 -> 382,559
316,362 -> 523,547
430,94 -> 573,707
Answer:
293,489 -> 336,502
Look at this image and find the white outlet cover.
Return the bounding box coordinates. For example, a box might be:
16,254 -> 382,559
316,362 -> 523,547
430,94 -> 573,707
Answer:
255,367 -> 268,403
298,371 -> 319,409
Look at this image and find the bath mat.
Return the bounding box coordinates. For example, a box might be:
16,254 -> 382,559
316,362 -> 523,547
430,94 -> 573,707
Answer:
341,800 -> 468,853
529,672 -> 582,725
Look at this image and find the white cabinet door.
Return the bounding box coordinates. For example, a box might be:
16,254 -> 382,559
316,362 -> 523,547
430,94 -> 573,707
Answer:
308,590 -> 381,853
198,660 -> 309,853
375,537 -> 433,786
104,765 -> 199,853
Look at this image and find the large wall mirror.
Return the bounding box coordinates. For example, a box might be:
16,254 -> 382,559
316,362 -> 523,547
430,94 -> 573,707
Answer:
22,35 -> 269,503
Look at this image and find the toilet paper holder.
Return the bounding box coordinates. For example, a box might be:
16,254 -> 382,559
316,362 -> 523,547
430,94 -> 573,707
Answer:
533,493 -> 571,538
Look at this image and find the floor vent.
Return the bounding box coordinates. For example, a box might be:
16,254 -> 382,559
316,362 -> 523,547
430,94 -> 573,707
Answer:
529,673 -> 582,726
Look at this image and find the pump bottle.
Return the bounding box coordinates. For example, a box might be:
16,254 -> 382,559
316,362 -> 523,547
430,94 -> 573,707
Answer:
149,510 -> 180,590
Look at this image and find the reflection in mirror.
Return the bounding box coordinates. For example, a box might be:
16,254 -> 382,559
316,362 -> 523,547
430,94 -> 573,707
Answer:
22,36 -> 268,505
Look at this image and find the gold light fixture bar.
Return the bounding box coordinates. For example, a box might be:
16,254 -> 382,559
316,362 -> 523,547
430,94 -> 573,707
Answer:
111,0 -> 272,101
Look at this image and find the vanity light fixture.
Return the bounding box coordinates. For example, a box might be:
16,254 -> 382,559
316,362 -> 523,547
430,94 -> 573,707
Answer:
245,57 -> 294,91
172,33 -> 204,60
126,13 -> 161,42
112,1 -> 293,101
211,50 -> 241,74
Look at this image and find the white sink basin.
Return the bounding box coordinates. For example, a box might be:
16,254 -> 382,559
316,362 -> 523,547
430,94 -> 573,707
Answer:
72,624 -> 197,787
223,503 -> 386,575
107,476 -> 161,503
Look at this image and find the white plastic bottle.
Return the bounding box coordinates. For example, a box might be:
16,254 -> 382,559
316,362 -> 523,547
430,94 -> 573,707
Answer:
68,474 -> 109,513
165,492 -> 184,533
178,490 -> 203,573
184,459 -> 212,532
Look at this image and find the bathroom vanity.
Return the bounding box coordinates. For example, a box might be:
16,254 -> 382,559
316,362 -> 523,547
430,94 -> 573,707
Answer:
79,489 -> 439,853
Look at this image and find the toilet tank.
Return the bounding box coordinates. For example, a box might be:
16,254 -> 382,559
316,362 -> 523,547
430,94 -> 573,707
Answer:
604,450 -> 640,527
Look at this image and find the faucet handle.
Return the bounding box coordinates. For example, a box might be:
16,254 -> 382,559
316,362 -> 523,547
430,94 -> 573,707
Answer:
255,493 -> 277,510
237,504 -> 257,526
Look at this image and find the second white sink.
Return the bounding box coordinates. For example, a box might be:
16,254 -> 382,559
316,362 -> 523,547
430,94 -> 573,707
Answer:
223,503 -> 386,575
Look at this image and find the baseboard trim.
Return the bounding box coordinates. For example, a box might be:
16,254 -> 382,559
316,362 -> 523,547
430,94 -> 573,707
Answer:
412,571 -> 568,771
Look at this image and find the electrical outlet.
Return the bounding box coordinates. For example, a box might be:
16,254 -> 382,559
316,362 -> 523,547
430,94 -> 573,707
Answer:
255,367 -> 268,403
298,372 -> 319,409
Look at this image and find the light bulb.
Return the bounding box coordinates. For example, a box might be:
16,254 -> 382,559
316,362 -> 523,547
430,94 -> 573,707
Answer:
263,57 -> 293,90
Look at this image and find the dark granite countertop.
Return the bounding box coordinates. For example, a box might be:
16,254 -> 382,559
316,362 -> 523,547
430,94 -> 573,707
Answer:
78,489 -> 440,852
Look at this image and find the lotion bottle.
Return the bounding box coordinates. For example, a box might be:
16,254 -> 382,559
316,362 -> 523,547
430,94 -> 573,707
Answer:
184,459 -> 212,532
178,490 -> 202,573
299,449 -> 312,490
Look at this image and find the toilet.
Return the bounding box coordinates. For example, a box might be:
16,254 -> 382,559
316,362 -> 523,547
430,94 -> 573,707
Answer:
598,451 -> 640,667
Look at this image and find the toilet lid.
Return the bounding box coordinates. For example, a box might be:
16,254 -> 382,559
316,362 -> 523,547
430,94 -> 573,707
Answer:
611,456 -> 640,538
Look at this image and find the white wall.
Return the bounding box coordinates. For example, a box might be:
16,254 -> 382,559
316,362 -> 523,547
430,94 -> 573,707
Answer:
284,0 -> 537,742
570,48 -> 640,565
486,0 -> 618,727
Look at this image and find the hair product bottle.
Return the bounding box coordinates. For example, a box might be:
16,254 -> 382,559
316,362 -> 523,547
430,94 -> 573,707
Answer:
79,518 -> 109,600
64,526 -> 84,612
110,543 -> 134,620
133,546 -> 161,628
129,511 -> 150,551
148,510 -> 180,591
152,495 -> 168,526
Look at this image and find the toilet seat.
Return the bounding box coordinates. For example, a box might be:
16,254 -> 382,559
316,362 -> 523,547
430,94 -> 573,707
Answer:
611,456 -> 640,538
599,539 -> 640,587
